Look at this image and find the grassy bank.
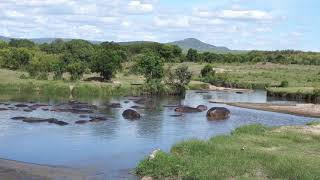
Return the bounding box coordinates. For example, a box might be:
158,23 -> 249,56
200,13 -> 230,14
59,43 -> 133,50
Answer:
0,62 -> 319,98
136,124 -> 320,179
267,87 -> 320,103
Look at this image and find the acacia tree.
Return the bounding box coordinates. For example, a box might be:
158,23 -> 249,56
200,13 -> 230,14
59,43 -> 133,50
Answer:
91,48 -> 123,80
174,65 -> 192,87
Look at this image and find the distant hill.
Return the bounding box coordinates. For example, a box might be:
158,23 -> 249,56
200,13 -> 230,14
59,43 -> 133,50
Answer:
0,35 -> 237,53
0,36 -> 11,42
0,36 -> 101,44
168,38 -> 231,53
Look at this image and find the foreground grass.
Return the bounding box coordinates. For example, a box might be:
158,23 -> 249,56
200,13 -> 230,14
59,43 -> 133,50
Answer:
136,124 -> 320,179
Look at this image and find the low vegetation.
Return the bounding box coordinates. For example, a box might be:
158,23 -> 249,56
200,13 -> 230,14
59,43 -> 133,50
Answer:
136,124 -> 320,179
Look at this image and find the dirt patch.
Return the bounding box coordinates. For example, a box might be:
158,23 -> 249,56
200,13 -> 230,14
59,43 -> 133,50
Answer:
0,158 -> 106,180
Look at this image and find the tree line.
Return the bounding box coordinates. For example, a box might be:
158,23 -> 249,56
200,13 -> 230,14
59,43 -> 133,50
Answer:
186,49 -> 320,65
0,38 -> 319,82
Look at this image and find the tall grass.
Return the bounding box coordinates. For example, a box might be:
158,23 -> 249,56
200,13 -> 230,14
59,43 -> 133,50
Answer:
136,124 -> 320,179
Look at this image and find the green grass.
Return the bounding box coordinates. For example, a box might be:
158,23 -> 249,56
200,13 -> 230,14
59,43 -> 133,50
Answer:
0,62 -> 319,97
170,62 -> 320,89
306,121 -> 320,126
136,124 -> 320,179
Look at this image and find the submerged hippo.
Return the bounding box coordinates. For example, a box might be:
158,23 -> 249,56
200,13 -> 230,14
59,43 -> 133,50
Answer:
107,103 -> 122,108
122,109 -> 140,120
75,120 -> 89,124
89,116 -> 107,122
197,105 -> 208,112
174,106 -> 202,113
206,107 -> 230,120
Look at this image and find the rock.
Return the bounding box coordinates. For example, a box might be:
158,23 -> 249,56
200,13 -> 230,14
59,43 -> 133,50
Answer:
11,117 -> 27,120
141,176 -> 153,180
122,109 -> 140,120
107,103 -> 122,108
197,105 -> 208,111
124,100 -> 130,104
15,104 -> 28,108
174,106 -> 202,113
148,149 -> 160,160
236,91 -> 244,94
42,108 -> 49,111
206,107 -> 230,120
75,120 -> 89,124
0,108 -> 8,111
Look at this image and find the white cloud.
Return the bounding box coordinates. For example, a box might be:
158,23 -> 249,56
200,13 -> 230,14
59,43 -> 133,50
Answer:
193,8 -> 273,21
154,16 -> 190,28
127,1 -> 153,14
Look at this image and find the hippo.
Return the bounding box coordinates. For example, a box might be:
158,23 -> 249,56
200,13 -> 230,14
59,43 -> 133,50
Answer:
206,107 -> 230,120
122,109 -> 141,120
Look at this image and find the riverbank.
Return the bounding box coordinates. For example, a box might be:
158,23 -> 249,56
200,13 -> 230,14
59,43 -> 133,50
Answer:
136,123 -> 320,179
227,102 -> 320,118
267,87 -> 320,103
0,158 -> 105,180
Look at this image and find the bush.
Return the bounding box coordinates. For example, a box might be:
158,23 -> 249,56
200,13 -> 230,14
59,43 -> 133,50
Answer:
37,72 -> 49,80
280,80 -> 289,87
19,74 -> 29,79
201,64 -> 215,77
66,62 -> 87,81
133,51 -> 165,83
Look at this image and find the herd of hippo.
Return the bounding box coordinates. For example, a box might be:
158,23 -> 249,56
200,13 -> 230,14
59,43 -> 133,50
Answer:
0,96 -> 231,126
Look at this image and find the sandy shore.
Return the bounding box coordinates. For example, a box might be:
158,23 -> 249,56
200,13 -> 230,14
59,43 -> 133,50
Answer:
208,85 -> 254,92
0,158 -> 106,180
227,103 -> 320,118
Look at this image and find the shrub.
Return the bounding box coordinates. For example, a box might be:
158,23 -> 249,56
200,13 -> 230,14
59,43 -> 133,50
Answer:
201,64 -> 215,77
19,74 -> 29,79
280,80 -> 289,87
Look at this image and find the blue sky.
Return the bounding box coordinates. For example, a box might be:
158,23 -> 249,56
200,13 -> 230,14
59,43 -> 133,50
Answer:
0,0 -> 319,51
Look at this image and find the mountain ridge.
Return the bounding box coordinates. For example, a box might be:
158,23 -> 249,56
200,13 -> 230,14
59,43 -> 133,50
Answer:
0,35 -> 232,53
168,38 -> 230,52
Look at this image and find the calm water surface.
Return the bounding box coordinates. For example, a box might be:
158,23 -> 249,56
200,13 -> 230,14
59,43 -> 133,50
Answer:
0,90 -> 318,179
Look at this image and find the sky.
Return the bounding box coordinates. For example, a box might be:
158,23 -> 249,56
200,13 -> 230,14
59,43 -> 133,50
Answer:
0,0 -> 319,51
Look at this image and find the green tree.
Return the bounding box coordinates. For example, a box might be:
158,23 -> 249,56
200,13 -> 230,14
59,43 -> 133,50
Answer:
40,39 -> 66,54
64,39 -> 94,62
0,40 -> 8,49
186,48 -> 198,62
174,65 -> 192,86
134,52 -> 164,82
201,64 -> 215,77
3,48 -> 32,70
66,61 -> 87,81
9,39 -> 35,48
91,48 -> 123,80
